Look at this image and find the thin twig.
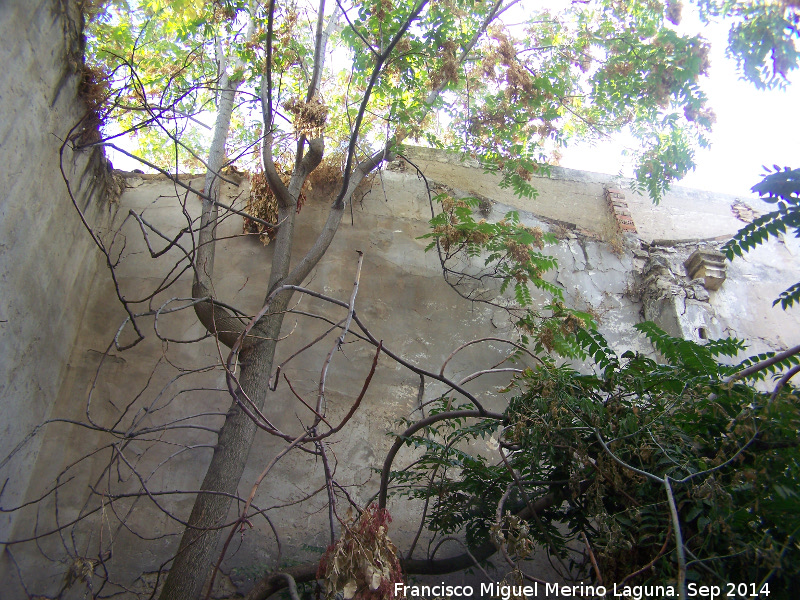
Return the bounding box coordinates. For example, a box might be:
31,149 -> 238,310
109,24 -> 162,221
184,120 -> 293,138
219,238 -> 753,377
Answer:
618,519 -> 672,586
581,531 -> 603,585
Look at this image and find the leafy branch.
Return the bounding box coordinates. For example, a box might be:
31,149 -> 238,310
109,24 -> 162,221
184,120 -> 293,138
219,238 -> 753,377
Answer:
724,166 -> 800,309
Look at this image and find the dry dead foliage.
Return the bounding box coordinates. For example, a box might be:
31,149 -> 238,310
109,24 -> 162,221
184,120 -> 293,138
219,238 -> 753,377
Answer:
317,506 -> 404,600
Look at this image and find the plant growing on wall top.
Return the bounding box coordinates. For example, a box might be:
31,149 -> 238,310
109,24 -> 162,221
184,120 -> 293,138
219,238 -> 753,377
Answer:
4,0 -> 798,599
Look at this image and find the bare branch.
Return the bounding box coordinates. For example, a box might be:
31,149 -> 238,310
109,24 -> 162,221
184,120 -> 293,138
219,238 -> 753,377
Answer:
725,343 -> 800,384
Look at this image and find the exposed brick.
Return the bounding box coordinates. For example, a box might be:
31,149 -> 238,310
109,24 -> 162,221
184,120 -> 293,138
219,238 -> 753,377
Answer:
604,187 -> 638,235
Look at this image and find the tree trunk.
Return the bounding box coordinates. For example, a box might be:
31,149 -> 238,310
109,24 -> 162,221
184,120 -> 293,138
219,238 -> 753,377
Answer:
158,38 -> 279,599
158,305 -> 287,600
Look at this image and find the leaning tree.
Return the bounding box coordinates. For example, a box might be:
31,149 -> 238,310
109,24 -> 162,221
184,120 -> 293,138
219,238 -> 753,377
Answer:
3,0 -> 799,598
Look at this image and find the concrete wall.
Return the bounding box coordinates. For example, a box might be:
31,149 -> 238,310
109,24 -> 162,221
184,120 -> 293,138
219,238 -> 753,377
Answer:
3,147 -> 800,597
0,0 -> 117,542
0,168 -> 641,596
405,147 -> 800,353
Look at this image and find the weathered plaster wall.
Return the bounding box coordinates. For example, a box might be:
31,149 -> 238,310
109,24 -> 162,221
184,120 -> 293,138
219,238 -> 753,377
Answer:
6,146 -> 800,597
635,238 -> 800,354
0,0 -> 117,541
402,147 -> 619,239
404,148 -> 800,353
3,167 -> 645,597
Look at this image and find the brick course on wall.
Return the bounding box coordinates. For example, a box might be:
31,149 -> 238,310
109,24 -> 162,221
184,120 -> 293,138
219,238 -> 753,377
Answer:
605,186 -> 637,234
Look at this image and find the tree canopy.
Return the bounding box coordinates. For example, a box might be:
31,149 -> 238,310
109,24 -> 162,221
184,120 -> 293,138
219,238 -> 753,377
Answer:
86,0 -> 798,201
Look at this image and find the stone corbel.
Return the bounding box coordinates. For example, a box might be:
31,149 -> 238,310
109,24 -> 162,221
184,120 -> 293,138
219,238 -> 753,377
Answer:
683,249 -> 726,291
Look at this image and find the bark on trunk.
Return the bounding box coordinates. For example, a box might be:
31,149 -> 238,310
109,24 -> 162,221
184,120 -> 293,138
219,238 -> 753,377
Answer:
159,37 -> 268,599
158,305 -> 287,600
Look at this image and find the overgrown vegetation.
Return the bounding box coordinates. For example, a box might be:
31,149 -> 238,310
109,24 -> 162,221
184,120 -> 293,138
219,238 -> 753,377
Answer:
2,1 -> 799,599
390,323 -> 800,596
